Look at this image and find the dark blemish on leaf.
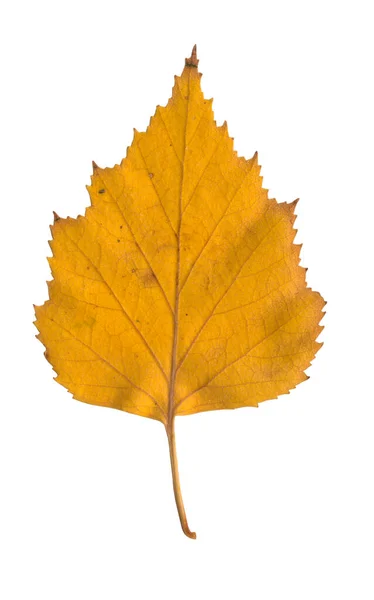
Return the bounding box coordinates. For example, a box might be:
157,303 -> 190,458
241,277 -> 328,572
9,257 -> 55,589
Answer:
98,189 -> 105,194
137,268 -> 158,288
202,275 -> 210,290
117,239 -> 121,243
131,268 -> 136,273
185,313 -> 188,316
86,266 -> 90,270
148,173 -> 154,179
120,225 -> 123,229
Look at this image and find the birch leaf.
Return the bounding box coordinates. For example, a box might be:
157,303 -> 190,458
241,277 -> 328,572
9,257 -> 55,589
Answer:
35,46 -> 325,538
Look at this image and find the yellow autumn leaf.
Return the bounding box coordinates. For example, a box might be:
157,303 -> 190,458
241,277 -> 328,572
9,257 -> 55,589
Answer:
35,46 -> 325,539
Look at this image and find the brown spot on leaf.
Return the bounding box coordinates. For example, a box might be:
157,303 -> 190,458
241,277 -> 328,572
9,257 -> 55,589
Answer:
137,268 -> 158,288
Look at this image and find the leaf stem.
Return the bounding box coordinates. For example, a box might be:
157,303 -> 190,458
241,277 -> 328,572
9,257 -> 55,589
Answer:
166,417 -> 196,539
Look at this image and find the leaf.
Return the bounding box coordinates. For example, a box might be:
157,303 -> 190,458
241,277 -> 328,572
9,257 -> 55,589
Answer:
34,45 -> 325,539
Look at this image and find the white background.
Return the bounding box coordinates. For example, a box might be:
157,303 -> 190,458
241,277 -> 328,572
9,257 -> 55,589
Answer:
1,1 -> 373,598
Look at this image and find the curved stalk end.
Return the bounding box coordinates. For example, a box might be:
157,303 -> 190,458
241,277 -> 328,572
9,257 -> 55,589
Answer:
166,418 -> 196,540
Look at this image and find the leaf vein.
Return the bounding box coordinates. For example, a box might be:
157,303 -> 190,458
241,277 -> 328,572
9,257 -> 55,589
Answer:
177,208 -> 280,370
63,228 -> 168,382
179,158 -> 256,292
180,135 -> 225,218
44,314 -> 166,419
157,109 -> 183,163
95,171 -> 174,316
176,303 -> 310,409
135,141 -> 178,236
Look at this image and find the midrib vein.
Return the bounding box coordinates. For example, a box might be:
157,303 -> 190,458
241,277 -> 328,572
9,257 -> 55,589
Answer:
167,71 -> 191,426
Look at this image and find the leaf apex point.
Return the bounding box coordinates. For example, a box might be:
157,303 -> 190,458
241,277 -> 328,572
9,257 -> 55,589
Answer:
92,160 -> 99,172
53,211 -> 60,223
185,44 -> 199,68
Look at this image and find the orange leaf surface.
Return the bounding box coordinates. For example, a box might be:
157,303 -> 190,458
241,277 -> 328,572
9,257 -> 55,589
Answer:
35,46 -> 325,538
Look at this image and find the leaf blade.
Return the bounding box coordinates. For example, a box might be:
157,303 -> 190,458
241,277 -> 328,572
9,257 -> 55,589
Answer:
35,46 -> 325,537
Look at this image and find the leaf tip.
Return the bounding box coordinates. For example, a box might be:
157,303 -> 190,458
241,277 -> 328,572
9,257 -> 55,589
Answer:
53,211 -> 61,223
92,160 -> 100,172
185,44 -> 199,68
